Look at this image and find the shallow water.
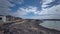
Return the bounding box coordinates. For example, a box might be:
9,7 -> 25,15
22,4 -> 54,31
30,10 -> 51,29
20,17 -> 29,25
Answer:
40,21 -> 60,31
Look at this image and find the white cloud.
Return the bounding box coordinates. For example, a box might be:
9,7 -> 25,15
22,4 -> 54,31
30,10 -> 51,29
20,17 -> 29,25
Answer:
37,0 -> 60,15
42,0 -> 53,8
26,6 -> 37,12
13,6 -> 40,17
0,0 -> 12,7
42,0 -> 53,4
36,4 -> 60,19
0,0 -> 13,15
40,0 -> 60,15
13,5 -> 60,19
8,0 -> 23,4
10,0 -> 60,19
0,0 -> 23,15
1,0 -> 59,19
28,0 -> 60,19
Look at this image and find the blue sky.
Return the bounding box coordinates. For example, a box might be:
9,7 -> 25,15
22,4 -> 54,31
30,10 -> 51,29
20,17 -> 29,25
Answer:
8,0 -> 42,18
9,0 -> 42,12
0,0 -> 60,19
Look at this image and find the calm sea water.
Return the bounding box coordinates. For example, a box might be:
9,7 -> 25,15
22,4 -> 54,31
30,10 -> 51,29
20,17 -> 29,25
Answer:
40,21 -> 60,30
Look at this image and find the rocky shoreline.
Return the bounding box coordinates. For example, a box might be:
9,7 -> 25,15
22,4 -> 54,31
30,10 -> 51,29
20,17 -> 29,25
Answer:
0,19 -> 60,34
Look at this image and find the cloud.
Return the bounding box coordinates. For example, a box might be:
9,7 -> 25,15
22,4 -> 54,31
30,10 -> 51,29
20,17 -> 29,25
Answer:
8,0 -> 23,4
13,4 -> 60,19
13,6 -> 40,18
0,0 -> 12,7
0,0 -> 23,15
42,0 -> 53,8
25,0 -> 60,19
1,0 -> 60,19
40,0 -> 60,15
35,1 -> 60,19
11,0 -> 60,19
42,0 -> 53,4
0,0 -> 13,15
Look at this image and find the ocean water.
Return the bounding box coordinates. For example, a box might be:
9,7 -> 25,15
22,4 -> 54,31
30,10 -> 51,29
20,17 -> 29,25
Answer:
40,21 -> 60,31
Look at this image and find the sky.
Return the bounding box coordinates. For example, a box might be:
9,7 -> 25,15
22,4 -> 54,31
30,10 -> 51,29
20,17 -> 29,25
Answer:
0,0 -> 60,19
